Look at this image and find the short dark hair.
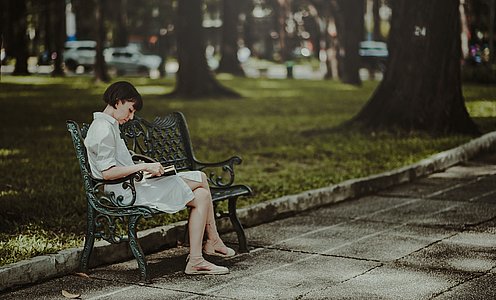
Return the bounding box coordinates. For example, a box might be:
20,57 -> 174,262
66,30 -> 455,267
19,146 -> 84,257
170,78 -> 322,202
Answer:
103,81 -> 143,111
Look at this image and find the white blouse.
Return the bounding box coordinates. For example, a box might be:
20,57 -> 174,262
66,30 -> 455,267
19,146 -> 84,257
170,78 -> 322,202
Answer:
84,112 -> 202,213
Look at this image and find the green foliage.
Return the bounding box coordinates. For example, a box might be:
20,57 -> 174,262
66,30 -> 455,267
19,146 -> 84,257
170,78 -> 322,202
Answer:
1,76 -> 495,266
0,224 -> 83,266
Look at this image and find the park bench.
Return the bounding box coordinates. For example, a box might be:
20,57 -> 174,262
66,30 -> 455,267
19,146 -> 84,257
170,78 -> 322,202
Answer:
66,111 -> 252,281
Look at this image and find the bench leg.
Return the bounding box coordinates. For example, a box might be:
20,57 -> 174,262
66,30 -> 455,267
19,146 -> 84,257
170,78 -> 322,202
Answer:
228,197 -> 248,253
128,215 -> 149,282
80,206 -> 96,273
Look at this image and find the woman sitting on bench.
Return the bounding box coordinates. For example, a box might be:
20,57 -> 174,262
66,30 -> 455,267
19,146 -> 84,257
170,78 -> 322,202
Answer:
84,81 -> 234,275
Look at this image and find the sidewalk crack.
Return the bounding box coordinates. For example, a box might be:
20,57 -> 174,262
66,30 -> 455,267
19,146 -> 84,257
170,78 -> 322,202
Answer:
429,271 -> 491,299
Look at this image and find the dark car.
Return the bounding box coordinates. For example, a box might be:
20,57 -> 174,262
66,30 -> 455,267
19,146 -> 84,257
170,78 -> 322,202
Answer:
359,40 -> 388,72
37,50 -> 62,66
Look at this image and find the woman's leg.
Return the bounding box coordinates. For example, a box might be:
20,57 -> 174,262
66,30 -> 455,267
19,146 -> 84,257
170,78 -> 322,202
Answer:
186,187 -> 210,259
183,173 -> 232,255
184,186 -> 228,274
183,172 -> 218,238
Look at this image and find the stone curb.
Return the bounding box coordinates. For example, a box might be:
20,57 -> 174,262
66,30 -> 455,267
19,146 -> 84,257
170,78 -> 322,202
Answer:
2,131 -> 496,291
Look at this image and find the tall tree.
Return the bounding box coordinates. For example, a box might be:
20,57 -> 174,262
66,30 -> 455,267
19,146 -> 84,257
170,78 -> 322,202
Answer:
308,0 -> 337,79
0,0 -> 6,62
243,0 -> 255,54
372,0 -> 381,41
72,0 -> 95,40
304,2 -> 322,61
267,0 -> 295,78
170,0 -> 239,98
51,0 -> 66,76
94,0 -> 110,82
347,0 -> 478,134
112,0 -> 129,47
336,0 -> 364,85
216,0 -> 245,76
273,0 -> 292,61
41,0 -> 52,63
10,0 -> 30,75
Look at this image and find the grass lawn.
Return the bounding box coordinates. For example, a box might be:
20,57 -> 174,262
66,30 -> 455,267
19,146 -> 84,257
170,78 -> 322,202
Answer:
1,75 -> 495,266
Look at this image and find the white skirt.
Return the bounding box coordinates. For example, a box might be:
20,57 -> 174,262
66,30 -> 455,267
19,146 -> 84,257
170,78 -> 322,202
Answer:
105,171 -> 202,213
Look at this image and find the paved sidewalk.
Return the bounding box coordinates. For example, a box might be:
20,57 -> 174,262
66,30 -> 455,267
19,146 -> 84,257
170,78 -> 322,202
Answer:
2,153 -> 496,299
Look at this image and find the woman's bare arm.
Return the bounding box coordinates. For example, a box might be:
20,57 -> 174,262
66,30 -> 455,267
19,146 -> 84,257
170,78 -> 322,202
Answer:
102,162 -> 164,180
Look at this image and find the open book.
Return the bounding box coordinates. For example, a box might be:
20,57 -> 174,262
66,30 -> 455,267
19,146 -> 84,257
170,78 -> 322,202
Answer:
130,152 -> 177,179
145,164 -> 177,179
162,165 -> 177,177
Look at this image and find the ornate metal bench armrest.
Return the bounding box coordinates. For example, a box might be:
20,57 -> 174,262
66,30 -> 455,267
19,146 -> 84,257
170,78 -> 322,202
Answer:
194,156 -> 242,187
90,171 -> 145,209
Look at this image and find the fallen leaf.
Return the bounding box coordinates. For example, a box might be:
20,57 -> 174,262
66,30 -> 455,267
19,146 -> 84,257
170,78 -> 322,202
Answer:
74,272 -> 90,278
62,290 -> 81,299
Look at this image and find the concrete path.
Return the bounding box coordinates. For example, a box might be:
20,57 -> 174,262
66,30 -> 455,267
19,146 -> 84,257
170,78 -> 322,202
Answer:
2,153 -> 496,299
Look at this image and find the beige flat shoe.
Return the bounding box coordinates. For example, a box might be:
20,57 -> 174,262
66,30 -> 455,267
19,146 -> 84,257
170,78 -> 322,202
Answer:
184,256 -> 229,275
203,239 -> 236,258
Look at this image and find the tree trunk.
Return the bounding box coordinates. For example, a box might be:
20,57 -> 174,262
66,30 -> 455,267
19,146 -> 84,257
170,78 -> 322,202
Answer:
11,0 -> 30,75
276,0 -> 291,61
348,0 -> 478,134
52,0 -> 66,76
217,0 -> 245,76
1,0 -> 9,61
0,11 -> 3,69
73,0 -> 95,40
0,12 -> 2,54
170,0 -> 239,98
94,0 -> 110,82
113,0 -> 128,47
43,0 -> 52,59
305,3 -> 322,61
269,0 -> 294,78
489,0 -> 495,63
337,0 -> 364,85
323,0 -> 340,79
243,0 -> 255,53
372,0 -> 381,41
3,0 -> 22,63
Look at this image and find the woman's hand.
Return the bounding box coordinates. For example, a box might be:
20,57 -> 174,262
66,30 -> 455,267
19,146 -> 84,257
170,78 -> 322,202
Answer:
143,162 -> 164,177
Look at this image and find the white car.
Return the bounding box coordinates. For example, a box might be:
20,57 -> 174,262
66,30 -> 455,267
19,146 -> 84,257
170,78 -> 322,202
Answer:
63,40 -> 97,72
105,46 -> 162,77
359,40 -> 388,71
63,41 -> 162,77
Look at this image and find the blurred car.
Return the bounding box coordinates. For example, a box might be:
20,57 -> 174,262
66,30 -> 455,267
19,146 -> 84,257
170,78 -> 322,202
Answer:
38,50 -> 53,65
359,40 -> 388,71
37,50 -> 63,66
105,46 -> 162,77
63,40 -> 97,71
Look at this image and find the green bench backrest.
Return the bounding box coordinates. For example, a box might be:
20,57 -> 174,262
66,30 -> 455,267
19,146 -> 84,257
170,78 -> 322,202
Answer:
66,120 -> 99,205
120,112 -> 196,171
